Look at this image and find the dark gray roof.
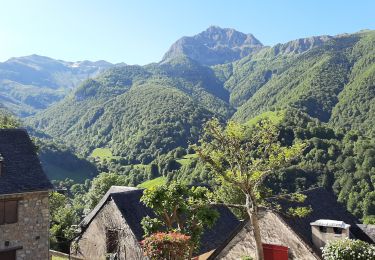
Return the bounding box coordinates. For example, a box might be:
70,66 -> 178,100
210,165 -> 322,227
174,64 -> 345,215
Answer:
80,186 -> 240,255
0,129 -> 53,195
276,187 -> 374,249
357,224 -> 375,243
209,187 -> 374,259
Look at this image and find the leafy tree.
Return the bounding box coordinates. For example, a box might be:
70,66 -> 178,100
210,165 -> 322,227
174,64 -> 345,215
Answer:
140,182 -> 219,258
149,163 -> 159,179
49,192 -> 80,252
363,215 -> 375,224
0,113 -> 20,128
86,172 -> 128,209
194,118 -> 306,260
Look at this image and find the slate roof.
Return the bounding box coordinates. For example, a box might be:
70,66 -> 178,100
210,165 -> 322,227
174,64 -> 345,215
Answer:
80,186 -> 240,255
209,187 -> 374,259
276,187 -> 374,249
357,224 -> 375,243
0,129 -> 53,195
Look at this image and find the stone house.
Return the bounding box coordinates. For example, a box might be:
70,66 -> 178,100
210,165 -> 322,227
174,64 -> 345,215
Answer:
71,186 -> 240,260
0,129 -> 53,260
208,188 -> 374,259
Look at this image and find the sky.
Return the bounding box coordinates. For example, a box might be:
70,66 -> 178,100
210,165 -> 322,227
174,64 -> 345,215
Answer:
0,0 -> 374,65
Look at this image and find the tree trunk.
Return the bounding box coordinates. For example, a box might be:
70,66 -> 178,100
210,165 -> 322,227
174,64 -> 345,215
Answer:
246,194 -> 264,260
188,244 -> 194,260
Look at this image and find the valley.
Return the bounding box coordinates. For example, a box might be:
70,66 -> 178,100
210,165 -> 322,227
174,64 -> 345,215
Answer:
1,26 -> 374,225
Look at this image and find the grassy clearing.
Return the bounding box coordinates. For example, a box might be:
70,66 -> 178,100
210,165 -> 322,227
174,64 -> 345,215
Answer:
91,148 -> 113,160
246,110 -> 285,126
42,162 -> 93,183
176,153 -> 198,166
138,177 -> 166,189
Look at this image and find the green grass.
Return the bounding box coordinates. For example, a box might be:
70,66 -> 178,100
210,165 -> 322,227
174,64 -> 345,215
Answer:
176,153 -> 198,166
91,148 -> 113,160
42,162 -> 93,183
245,110 -> 285,126
138,177 -> 166,189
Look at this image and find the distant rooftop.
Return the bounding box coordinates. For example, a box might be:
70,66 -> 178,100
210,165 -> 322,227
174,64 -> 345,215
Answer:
311,219 -> 350,229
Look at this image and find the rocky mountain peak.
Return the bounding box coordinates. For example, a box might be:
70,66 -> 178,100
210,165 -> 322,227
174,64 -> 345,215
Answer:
162,26 -> 264,66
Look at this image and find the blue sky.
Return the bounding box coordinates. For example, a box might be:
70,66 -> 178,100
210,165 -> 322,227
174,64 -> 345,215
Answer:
1,0 -> 374,65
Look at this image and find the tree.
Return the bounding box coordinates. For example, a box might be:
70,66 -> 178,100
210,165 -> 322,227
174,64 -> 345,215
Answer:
194,118 -> 306,260
140,182 -> 219,258
49,192 -> 80,252
149,163 -> 159,179
0,113 -> 20,128
86,172 -> 128,209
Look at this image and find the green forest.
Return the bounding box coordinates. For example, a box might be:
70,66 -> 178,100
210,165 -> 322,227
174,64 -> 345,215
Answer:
28,29 -> 375,219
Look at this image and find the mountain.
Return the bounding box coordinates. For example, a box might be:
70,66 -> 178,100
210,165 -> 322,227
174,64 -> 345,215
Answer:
229,30 -> 375,138
24,27 -> 375,220
0,54 -> 113,116
28,28 -> 375,165
162,26 -> 264,66
28,56 -> 233,163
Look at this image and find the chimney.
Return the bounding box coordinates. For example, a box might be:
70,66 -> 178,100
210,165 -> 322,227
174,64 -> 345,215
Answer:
310,219 -> 350,250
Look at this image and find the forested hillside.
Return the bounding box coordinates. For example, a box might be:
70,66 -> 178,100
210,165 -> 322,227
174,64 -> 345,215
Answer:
29,56 -> 232,163
0,112 -> 96,182
17,27 -> 375,221
0,55 -> 113,116
230,30 -> 375,138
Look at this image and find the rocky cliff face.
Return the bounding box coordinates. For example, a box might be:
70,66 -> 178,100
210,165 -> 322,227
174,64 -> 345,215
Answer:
162,26 -> 264,65
272,35 -> 333,55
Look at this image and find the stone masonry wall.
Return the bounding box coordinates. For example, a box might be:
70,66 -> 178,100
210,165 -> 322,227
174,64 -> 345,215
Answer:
0,191 -> 49,260
72,199 -> 145,260
215,211 -> 320,260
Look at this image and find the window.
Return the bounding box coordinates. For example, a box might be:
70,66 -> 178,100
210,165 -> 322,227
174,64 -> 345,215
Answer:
0,200 -> 18,225
333,227 -> 342,234
106,229 -> 119,253
0,250 -> 16,260
319,226 -> 327,233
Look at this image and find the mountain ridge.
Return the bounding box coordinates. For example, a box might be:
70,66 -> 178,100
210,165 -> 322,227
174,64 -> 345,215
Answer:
0,54 -> 114,116
27,29 -> 375,168
162,26 -> 264,66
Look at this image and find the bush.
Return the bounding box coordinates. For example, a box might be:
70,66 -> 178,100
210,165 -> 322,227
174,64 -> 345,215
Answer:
322,238 -> 375,260
363,215 -> 375,224
141,232 -> 191,260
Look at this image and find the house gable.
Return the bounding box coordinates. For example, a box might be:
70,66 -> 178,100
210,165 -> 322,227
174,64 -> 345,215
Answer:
73,198 -> 144,260
210,211 -> 319,260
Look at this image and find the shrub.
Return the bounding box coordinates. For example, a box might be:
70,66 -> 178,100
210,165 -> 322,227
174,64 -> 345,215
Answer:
363,215 -> 375,224
141,232 -> 191,260
322,238 -> 375,260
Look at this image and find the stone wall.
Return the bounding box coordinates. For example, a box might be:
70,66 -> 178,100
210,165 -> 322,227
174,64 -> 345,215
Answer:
215,211 -> 320,260
0,191 -> 50,260
72,199 -> 145,260
311,225 -> 349,249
